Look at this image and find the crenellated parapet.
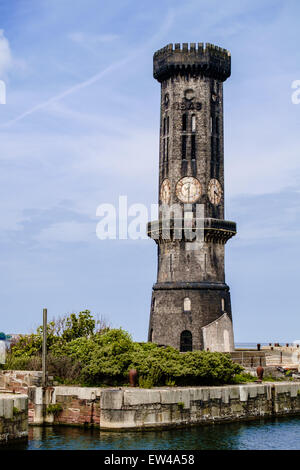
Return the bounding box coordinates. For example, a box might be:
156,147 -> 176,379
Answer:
153,43 -> 231,82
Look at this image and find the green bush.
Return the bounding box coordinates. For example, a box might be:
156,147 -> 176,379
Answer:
231,372 -> 257,384
13,407 -> 20,416
46,403 -> 63,416
165,378 -> 176,387
6,312 -> 243,387
139,376 -> 154,388
5,354 -> 42,371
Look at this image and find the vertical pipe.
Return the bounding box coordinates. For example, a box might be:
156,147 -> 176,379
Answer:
42,308 -> 47,388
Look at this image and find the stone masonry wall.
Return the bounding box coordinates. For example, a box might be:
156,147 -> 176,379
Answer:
2,371 -> 300,431
0,370 -> 53,394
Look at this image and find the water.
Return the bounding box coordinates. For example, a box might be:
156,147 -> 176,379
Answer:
235,342 -> 269,349
3,417 -> 300,450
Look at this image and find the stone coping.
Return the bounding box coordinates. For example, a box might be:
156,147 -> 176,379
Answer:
100,382 -> 300,410
0,393 -> 28,419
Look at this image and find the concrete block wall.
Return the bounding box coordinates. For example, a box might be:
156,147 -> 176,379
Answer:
99,383 -> 300,430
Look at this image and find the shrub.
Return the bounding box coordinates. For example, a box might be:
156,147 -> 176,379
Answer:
139,376 -> 154,388
13,407 -> 20,416
165,378 -> 176,387
80,329 -> 134,385
4,354 -> 42,371
128,344 -> 242,387
47,354 -> 82,384
6,312 -> 243,387
46,404 -> 63,416
231,373 -> 256,384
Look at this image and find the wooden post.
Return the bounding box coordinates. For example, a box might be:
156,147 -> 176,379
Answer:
42,308 -> 47,388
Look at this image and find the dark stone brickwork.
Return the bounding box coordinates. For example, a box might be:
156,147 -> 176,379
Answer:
148,43 -> 237,351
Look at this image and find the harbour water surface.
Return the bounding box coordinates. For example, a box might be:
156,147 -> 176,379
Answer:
3,417 -> 300,450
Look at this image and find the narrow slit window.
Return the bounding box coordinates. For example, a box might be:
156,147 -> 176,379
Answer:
182,135 -> 187,159
167,116 -> 169,134
166,137 -> 169,162
191,115 -> 196,132
163,117 -> 166,136
191,135 -> 196,160
216,137 -> 220,158
216,116 -> 219,135
210,161 -> 214,178
182,114 -> 187,131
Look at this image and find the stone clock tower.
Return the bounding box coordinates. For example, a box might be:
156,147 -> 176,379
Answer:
147,43 -> 237,352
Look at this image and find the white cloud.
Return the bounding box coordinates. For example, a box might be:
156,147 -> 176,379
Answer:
0,30 -> 12,76
68,32 -> 119,44
35,221 -> 95,244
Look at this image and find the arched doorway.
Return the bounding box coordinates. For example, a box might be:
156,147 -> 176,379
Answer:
180,330 -> 193,352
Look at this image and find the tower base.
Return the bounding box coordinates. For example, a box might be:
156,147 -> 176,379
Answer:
148,282 -> 235,352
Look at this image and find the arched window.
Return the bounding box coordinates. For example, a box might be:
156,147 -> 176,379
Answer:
183,297 -> 191,312
180,330 -> 193,352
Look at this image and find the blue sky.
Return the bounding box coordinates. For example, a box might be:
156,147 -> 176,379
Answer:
0,0 -> 300,342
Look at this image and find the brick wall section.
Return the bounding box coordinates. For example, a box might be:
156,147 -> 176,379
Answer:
0,373 -> 100,428
0,370 -> 53,394
51,395 -> 100,427
28,386 -> 101,427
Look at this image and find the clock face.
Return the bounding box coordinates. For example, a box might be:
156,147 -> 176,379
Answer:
176,177 -> 201,203
160,179 -> 171,204
208,178 -> 222,205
